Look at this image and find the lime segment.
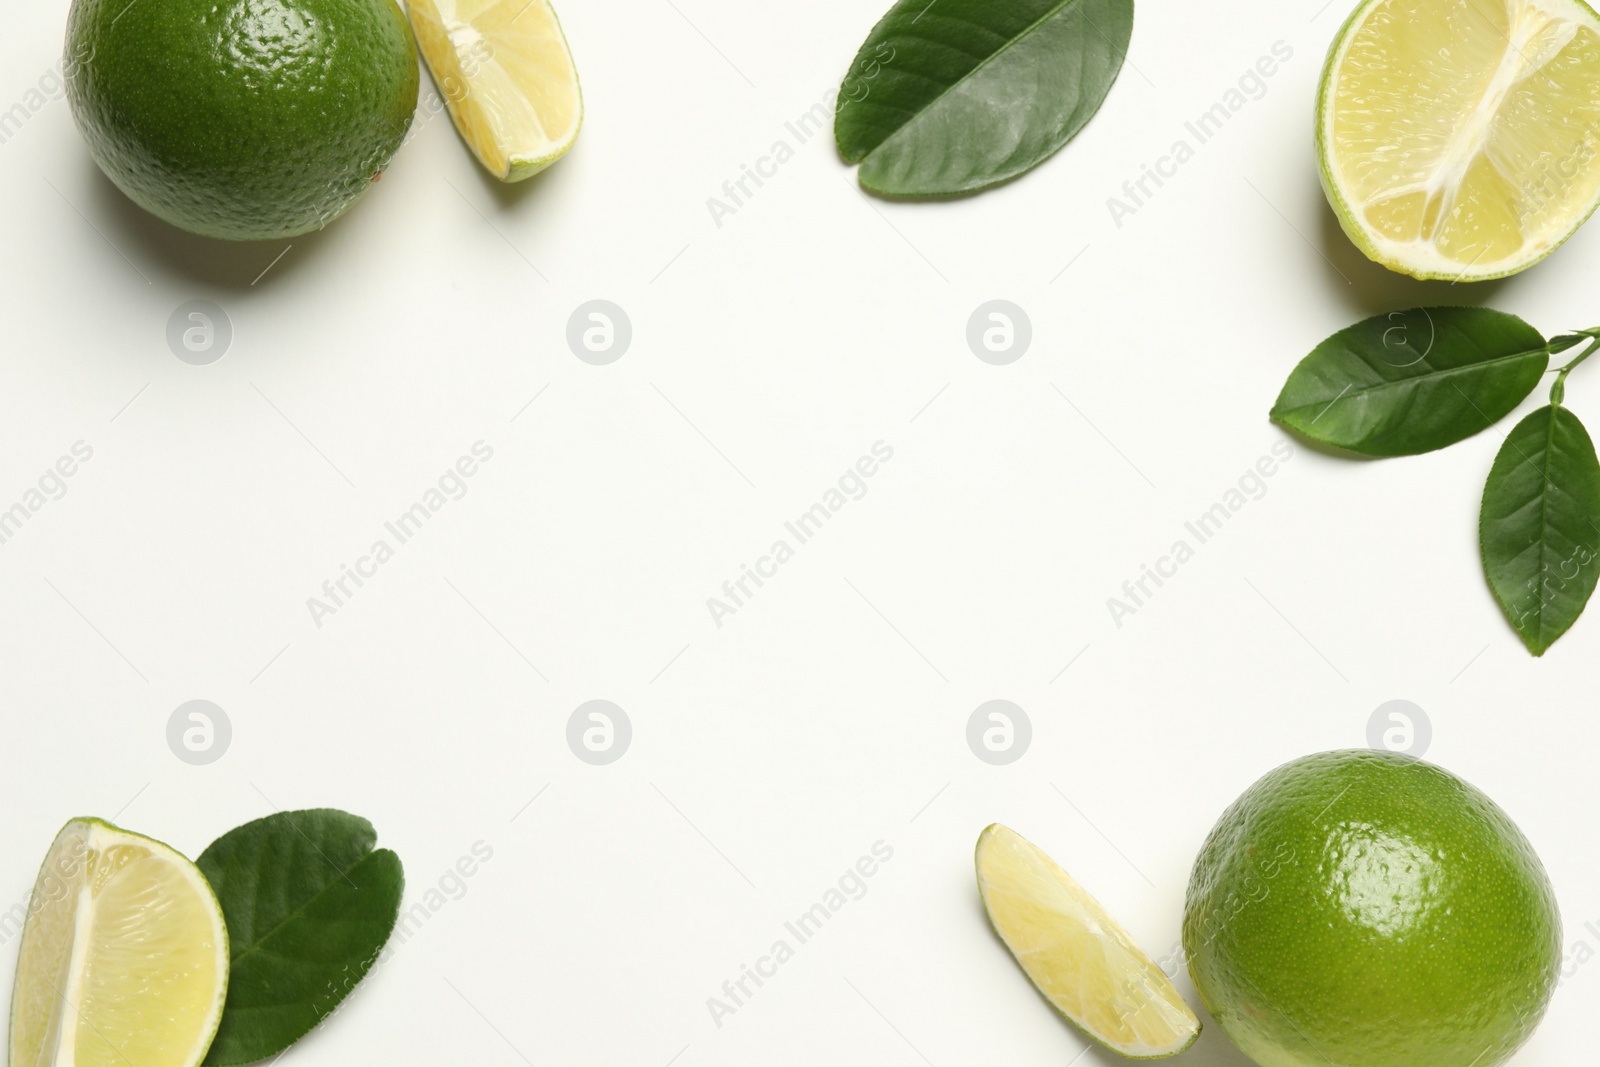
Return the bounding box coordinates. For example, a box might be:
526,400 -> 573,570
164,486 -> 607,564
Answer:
410,0 -> 583,181
976,824 -> 1199,1059
9,819 -> 229,1067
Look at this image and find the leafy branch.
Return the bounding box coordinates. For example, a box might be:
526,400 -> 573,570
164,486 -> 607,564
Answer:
1272,307 -> 1600,655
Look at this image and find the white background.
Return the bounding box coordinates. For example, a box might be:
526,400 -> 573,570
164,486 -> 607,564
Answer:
0,0 -> 1596,1063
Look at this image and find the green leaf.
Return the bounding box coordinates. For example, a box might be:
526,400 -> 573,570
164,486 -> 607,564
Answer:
1480,404 -> 1600,655
198,810 -> 404,1065
834,0 -> 1133,197
1270,307 -> 1550,456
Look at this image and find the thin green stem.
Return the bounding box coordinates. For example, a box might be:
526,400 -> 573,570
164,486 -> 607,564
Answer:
1550,335 -> 1600,406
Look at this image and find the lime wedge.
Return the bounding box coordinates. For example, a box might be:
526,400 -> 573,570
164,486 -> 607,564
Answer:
9,819 -> 228,1067
1318,0 -> 1600,280
410,0 -> 583,181
976,824 -> 1199,1059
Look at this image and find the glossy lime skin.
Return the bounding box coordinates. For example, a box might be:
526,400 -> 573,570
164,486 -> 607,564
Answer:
1183,751 -> 1560,1067
64,0 -> 418,240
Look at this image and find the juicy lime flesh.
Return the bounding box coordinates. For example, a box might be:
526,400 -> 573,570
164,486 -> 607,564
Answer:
977,825 -> 1200,1059
1183,751 -> 1561,1067
410,0 -> 582,181
10,820 -> 228,1067
64,0 -> 419,240
1322,0 -> 1600,279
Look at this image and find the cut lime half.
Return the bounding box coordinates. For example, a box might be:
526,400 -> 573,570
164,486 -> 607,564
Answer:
8,818 -> 229,1067
976,824 -> 1200,1059
1318,0 -> 1600,280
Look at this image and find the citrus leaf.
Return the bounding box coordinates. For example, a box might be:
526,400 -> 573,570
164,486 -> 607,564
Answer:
1481,405 -> 1600,656
834,0 -> 1133,197
197,810 -> 404,1066
1271,308 -> 1549,456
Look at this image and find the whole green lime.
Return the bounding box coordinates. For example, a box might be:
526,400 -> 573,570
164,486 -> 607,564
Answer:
64,0 -> 419,240
1183,750 -> 1560,1067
